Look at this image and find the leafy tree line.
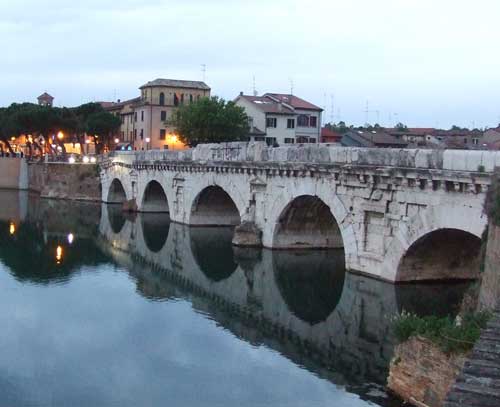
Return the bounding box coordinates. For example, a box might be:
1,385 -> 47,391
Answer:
0,102 -> 120,156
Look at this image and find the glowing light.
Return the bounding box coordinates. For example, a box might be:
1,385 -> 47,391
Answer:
9,222 -> 15,235
169,134 -> 178,143
27,135 -> 33,143
145,137 -> 151,143
85,139 -> 91,144
67,233 -> 74,244
90,156 -> 96,163
114,138 -> 119,144
41,139 -> 45,145
68,156 -> 76,164
10,137 -> 15,141
56,245 -> 63,263
83,156 -> 90,163
57,131 -> 64,140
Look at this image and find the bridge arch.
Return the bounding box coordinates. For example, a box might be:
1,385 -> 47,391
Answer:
107,178 -> 128,203
140,180 -> 170,213
272,195 -> 344,249
189,185 -> 242,226
396,228 -> 481,282
382,205 -> 487,282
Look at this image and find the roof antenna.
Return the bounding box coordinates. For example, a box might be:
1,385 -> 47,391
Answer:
289,78 -> 294,95
253,75 -> 258,96
201,64 -> 206,82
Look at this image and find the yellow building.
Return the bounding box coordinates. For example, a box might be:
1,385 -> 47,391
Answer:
105,78 -> 210,150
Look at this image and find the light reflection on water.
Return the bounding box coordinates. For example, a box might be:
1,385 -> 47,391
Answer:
0,191 -> 470,407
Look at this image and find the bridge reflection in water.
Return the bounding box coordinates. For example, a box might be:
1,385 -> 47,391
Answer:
0,191 -> 470,405
99,203 -> 470,393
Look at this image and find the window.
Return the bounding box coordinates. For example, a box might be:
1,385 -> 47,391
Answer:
464,138 -> 468,144
174,93 -> 179,107
297,115 -> 309,127
159,92 -> 165,106
254,136 -> 265,141
161,111 -> 167,121
189,94 -> 193,103
284,138 -> 295,144
181,94 -> 185,105
197,95 -> 201,101
140,129 -> 144,140
141,111 -> 144,121
309,138 -> 317,143
266,117 -> 277,128
266,137 -> 277,146
160,129 -> 166,140
163,145 -> 169,150
473,138 -> 479,145
287,119 -> 295,129
134,129 -> 137,140
134,112 -> 137,122
247,117 -> 254,128
309,116 -> 317,128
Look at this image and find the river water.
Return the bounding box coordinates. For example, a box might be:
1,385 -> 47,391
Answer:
0,191 -> 470,407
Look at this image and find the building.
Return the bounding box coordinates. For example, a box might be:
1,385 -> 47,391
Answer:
104,79 -> 210,150
320,127 -> 342,143
341,130 -> 408,148
37,92 -> 54,107
482,128 -> 500,150
234,92 -> 322,146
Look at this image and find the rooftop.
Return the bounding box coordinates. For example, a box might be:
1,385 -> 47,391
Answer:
264,93 -> 323,111
237,95 -> 295,114
140,78 -> 210,90
37,92 -> 54,100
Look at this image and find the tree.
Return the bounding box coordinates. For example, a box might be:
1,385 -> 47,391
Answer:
171,96 -> 249,147
395,122 -> 408,132
85,111 -> 121,154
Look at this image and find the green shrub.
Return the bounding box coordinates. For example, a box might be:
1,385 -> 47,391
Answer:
393,310 -> 492,354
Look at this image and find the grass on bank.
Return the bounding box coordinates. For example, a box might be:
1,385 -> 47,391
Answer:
393,311 -> 492,354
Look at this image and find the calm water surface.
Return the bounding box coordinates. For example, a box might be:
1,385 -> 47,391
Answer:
0,191 -> 470,407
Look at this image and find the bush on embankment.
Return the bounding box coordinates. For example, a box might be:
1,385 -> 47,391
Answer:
393,311 -> 492,354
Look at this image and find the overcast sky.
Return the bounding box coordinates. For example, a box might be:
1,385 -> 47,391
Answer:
1,0 -> 500,128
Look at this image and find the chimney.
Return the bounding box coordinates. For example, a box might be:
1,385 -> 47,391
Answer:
239,91 -> 243,96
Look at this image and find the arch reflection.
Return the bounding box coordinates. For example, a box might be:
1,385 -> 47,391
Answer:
140,213 -> 170,253
189,226 -> 238,282
107,205 -> 126,234
273,249 -> 346,325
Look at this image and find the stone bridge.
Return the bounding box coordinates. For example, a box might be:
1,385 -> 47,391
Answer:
100,142 -> 500,282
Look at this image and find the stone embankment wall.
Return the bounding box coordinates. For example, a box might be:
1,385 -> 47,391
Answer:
28,162 -> 101,201
479,171 -> 500,310
388,337 -> 468,407
0,157 -> 28,190
479,225 -> 500,310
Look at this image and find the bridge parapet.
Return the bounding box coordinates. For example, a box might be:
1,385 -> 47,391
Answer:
111,142 -> 500,172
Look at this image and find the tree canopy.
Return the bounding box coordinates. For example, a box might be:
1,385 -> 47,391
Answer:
0,102 -> 121,155
170,96 -> 249,147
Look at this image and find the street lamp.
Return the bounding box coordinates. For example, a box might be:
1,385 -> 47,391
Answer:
145,137 -> 151,150
57,131 -> 64,141
114,138 -> 119,144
